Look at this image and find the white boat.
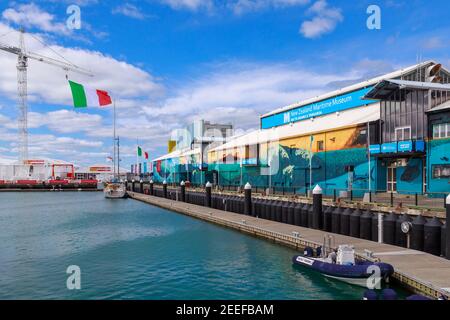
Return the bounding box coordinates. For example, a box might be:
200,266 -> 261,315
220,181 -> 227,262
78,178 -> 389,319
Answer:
104,180 -> 126,199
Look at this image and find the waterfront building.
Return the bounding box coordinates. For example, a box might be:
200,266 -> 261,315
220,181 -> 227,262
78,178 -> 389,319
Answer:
0,158 -> 76,183
151,120 -> 233,184
152,61 -> 450,196
75,164 -> 128,182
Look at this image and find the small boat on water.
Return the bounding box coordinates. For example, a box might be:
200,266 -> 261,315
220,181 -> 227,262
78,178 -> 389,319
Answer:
292,244 -> 394,288
103,101 -> 126,199
104,179 -> 127,199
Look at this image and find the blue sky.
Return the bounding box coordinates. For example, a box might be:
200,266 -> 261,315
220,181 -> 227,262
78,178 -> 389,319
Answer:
0,0 -> 449,168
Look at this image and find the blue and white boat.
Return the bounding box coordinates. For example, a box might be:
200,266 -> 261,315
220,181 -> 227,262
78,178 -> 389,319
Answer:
293,244 -> 394,288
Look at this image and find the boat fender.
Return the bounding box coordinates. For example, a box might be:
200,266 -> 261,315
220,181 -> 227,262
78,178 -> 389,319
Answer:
363,290 -> 378,300
381,288 -> 397,300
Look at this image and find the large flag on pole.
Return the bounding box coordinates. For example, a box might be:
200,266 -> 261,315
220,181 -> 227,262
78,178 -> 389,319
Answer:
144,152 -> 149,160
68,80 -> 112,108
137,146 -> 142,157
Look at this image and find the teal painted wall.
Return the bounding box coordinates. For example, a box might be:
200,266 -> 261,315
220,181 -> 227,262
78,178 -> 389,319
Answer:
427,138 -> 450,194
396,158 -> 423,194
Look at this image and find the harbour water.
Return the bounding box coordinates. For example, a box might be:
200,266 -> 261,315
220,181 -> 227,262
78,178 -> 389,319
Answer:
0,192 -> 400,300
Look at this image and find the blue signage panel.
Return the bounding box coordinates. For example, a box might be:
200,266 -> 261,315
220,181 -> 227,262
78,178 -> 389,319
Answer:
398,140 -> 413,152
415,140 -> 425,152
369,144 -> 381,154
261,86 -> 375,129
381,142 -> 397,153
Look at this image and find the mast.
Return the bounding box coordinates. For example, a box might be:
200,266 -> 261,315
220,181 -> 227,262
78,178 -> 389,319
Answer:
117,136 -> 120,178
113,99 -> 117,178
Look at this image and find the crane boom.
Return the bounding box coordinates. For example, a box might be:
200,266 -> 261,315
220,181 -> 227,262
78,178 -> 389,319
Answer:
0,29 -> 94,164
0,42 -> 21,55
0,41 -> 94,77
26,51 -> 94,77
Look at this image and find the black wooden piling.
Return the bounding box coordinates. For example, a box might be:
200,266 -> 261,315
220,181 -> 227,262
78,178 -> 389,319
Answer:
149,180 -> 154,196
180,181 -> 185,202
163,180 -> 167,198
312,185 -> 322,230
206,182 -> 212,208
244,182 -> 252,216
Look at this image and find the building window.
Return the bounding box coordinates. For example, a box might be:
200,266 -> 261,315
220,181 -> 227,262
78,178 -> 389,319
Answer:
395,126 -> 411,141
432,164 -> 450,178
432,123 -> 450,139
317,140 -> 324,151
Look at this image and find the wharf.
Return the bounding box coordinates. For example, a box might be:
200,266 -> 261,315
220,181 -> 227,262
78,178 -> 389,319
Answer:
128,191 -> 450,299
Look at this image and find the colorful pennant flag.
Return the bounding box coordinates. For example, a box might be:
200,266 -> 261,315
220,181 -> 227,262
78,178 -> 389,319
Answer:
68,80 -> 112,108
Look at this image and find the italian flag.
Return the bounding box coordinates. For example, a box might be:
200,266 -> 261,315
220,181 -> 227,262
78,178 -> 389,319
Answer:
69,80 -> 112,108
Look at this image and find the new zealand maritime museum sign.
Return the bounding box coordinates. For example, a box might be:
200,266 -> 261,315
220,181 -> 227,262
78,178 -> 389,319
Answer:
261,86 -> 375,129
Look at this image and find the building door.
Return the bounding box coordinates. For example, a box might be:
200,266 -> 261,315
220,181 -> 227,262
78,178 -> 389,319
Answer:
387,163 -> 397,193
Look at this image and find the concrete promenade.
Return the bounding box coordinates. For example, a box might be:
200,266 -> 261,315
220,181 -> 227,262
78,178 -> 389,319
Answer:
128,191 -> 450,299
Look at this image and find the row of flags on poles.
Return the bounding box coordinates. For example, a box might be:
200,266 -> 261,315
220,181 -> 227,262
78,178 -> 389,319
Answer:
131,146 -> 151,174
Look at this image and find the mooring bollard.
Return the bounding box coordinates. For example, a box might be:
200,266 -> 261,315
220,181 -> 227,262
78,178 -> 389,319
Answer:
131,179 -> 135,192
139,180 -> 144,194
180,181 -> 186,202
163,180 -> 167,198
149,180 -> 154,196
312,185 -> 322,230
244,182 -> 252,216
205,181 -> 212,207
446,194 -> 450,259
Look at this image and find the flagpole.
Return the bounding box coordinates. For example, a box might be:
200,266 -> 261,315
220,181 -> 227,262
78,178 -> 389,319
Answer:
136,138 -> 139,180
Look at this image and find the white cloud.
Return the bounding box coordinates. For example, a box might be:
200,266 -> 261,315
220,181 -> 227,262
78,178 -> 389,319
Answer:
112,3 -> 147,20
160,0 -> 214,11
27,110 -> 103,134
0,23 -> 162,105
140,61 -> 357,136
230,0 -> 309,15
0,19 -> 163,164
422,36 -> 447,50
299,0 -> 343,38
160,0 -> 308,14
2,3 -> 69,35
